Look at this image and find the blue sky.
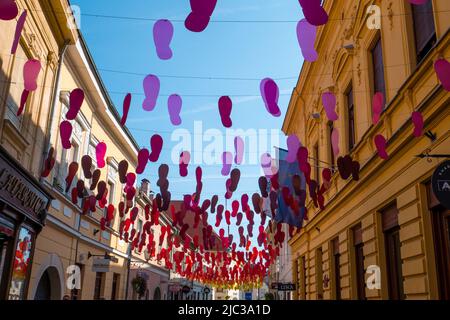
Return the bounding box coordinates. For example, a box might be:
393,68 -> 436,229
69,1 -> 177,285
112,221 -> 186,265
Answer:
71,0 -> 304,239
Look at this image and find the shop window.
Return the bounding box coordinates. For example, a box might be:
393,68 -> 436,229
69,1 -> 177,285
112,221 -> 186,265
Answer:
371,36 -> 386,104
346,85 -> 356,151
8,227 -> 33,300
427,183 -> 450,299
331,237 -> 341,300
411,1 -> 436,64
381,203 -> 405,300
352,223 -> 366,300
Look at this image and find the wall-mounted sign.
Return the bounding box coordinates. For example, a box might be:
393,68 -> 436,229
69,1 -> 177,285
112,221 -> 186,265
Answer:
271,282 -> 280,290
432,160 -> 450,209
0,154 -> 51,225
92,258 -> 110,273
244,292 -> 252,300
278,283 -> 296,291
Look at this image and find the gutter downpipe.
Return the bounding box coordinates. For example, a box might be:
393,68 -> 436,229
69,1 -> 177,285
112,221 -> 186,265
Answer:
39,40 -> 70,183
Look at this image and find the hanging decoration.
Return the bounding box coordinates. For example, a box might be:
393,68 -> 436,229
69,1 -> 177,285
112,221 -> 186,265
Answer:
153,19 -> 174,60
296,19 -> 318,62
185,0 -> 217,32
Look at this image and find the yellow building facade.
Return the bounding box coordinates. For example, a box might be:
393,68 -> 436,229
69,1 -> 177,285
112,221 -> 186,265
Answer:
283,0 -> 450,300
30,32 -> 145,300
0,0 -> 76,300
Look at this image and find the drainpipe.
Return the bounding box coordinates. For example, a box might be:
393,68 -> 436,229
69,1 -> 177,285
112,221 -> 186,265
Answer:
39,40 -> 71,182
125,246 -> 131,300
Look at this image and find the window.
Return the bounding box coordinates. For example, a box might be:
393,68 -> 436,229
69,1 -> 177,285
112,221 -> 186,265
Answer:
352,224 -> 366,300
6,45 -> 29,129
371,36 -> 386,103
316,248 -> 324,300
7,227 -> 34,300
93,272 -> 105,300
314,143 -> 320,184
298,256 -> 307,299
328,121 -> 335,167
108,179 -> 115,202
346,86 -> 356,151
331,237 -> 341,300
111,273 -> 120,300
382,203 -> 404,300
411,1 -> 436,64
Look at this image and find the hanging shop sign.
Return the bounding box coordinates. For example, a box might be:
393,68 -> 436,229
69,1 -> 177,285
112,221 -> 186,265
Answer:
92,258 -> 110,273
432,160 -> 450,210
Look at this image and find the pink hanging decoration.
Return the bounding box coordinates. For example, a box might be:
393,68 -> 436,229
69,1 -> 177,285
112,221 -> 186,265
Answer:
434,58 -> 450,92
218,96 -> 232,128
331,128 -> 340,158
411,111 -> 424,137
296,19 -> 318,62
0,0 -> 18,20
179,151 -> 191,177
23,59 -> 41,91
261,153 -> 277,177
322,92 -> 338,121
260,78 -> 281,117
121,93 -> 131,126
149,134 -> 163,162
229,168 -> 241,193
168,94 -> 182,126
17,89 -> 29,116
374,134 -> 388,160
66,88 -> 84,120
10,9 -> 26,54
372,92 -> 384,125
153,19 -> 174,60
234,136 -> 244,165
17,58 -> 40,116
142,74 -> 160,111
298,0 -> 328,26
136,148 -> 150,174
59,121 -> 72,150
96,142 -> 107,168
221,152 -> 233,176
185,0 -> 217,32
